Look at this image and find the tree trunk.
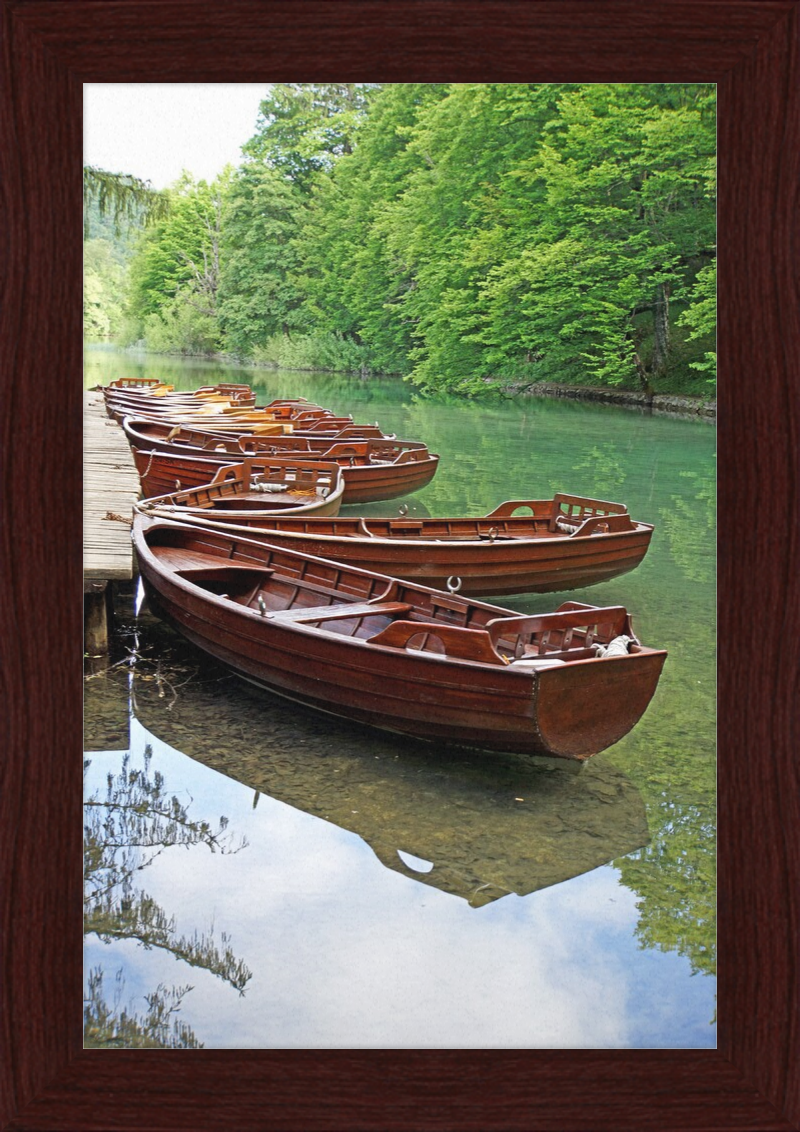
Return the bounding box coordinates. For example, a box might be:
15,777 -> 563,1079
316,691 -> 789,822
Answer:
652,282 -> 671,380
632,348 -> 653,397
628,327 -> 654,397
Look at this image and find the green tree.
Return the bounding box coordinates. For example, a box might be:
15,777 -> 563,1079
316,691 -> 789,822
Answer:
126,172 -> 228,351
474,84 -> 716,394
244,83 -> 377,193
83,238 -> 127,339
678,259 -> 717,384
300,82 -> 450,373
381,83 -> 567,392
217,161 -> 306,355
97,84 -> 715,388
83,167 -> 168,341
83,165 -> 168,229
210,83 -> 378,362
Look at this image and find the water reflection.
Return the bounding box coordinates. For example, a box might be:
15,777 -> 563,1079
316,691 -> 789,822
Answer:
87,615 -> 650,910
659,467 -> 716,586
84,737 -> 252,1048
84,627 -> 717,1048
84,347 -> 716,1046
342,494 -> 431,520
618,801 -> 715,978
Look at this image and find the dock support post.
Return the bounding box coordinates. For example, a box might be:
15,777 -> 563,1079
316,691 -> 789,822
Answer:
84,580 -> 113,656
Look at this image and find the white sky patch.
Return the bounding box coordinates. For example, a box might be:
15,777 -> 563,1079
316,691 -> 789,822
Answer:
83,83 -> 269,189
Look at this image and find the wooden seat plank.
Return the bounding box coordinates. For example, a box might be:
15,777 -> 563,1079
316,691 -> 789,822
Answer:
266,600 -> 412,623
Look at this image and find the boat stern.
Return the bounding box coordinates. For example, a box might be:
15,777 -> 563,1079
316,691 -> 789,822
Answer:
531,649 -> 668,760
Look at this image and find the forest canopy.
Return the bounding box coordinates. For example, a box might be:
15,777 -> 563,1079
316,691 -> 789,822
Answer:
85,82 -> 716,396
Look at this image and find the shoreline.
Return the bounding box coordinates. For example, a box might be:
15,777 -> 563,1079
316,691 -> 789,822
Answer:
87,344 -> 716,422
496,380 -> 716,421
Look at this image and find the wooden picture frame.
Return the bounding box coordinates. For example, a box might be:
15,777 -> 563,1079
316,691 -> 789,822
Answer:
2,2 -> 797,1127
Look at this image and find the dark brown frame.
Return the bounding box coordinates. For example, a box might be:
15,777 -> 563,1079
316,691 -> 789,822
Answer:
1,3 -> 797,1128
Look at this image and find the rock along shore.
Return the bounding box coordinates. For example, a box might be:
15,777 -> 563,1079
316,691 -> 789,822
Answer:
497,380 -> 716,421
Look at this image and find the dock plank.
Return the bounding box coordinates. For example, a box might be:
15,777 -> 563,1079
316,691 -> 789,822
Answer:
84,391 -> 140,581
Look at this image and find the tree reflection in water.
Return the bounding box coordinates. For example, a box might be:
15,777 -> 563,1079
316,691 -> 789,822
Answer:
659,468 -> 715,586
83,746 -> 251,1048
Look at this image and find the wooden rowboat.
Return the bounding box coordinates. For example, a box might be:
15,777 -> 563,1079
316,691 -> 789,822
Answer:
141,493 -> 652,596
107,398 -> 334,427
102,381 -> 257,413
102,384 -> 382,437
124,414 -> 293,438
118,403 -> 388,436
105,378 -> 254,395
130,437 -> 440,504
136,456 -> 345,519
121,419 -> 387,452
101,383 -> 314,419
133,513 -> 667,761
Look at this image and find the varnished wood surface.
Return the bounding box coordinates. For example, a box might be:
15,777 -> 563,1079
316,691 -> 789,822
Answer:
130,438 -> 441,504
148,504 -> 653,596
1,2 -> 798,1130
134,514 -> 666,757
83,392 -> 139,580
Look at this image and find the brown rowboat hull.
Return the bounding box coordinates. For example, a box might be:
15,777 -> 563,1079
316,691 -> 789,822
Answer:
131,445 -> 440,504
134,516 -> 666,761
142,493 -> 653,595
148,519 -> 651,595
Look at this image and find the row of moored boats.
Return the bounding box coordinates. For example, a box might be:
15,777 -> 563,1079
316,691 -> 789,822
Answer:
98,377 -> 668,763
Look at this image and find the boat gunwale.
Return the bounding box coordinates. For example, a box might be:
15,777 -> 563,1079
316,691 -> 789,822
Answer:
122,417 -> 439,462
135,515 -> 665,676
148,512 -> 655,547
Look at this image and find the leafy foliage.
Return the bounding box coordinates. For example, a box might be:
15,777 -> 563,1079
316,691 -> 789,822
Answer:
124,172 -> 228,351
678,259 -> 717,381
86,84 -> 716,394
83,165 -> 169,229
467,86 -> 716,394
300,82 -> 451,373
243,83 -> 377,192
84,238 -> 127,339
217,161 -> 306,354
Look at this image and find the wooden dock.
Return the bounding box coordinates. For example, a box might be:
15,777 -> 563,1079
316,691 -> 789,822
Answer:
84,390 -> 140,652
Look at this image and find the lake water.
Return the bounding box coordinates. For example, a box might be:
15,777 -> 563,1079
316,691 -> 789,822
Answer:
84,347 -> 716,1049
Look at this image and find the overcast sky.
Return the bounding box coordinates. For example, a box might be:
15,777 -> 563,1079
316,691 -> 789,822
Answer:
84,84 -> 269,190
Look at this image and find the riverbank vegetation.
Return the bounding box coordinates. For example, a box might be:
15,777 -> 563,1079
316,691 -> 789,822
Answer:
85,83 -> 716,398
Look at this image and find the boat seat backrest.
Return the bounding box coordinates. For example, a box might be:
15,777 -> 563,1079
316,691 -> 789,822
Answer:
486,606 -> 629,655
394,448 -> 426,464
482,500 -> 540,520
320,442 -> 369,460
367,620 -> 506,665
549,493 -> 627,533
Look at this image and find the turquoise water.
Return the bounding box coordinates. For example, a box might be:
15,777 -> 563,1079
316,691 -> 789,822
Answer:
84,348 -> 716,1049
